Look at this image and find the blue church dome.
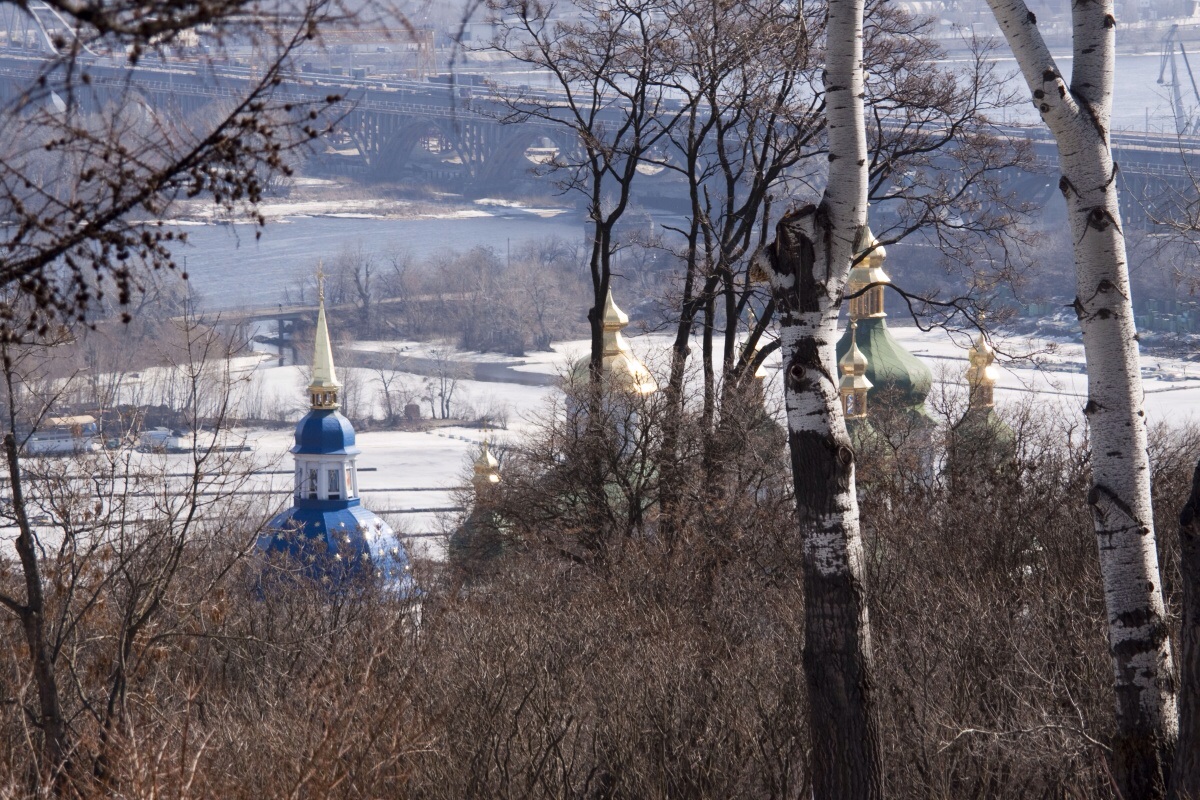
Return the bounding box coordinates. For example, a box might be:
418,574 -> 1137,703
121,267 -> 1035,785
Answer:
258,505 -> 413,594
256,293 -> 413,595
293,408 -> 359,455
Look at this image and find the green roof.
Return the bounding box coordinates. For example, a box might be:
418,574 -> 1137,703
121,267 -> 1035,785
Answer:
835,318 -> 932,412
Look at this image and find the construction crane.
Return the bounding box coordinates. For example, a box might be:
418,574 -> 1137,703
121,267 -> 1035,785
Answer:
1158,24 -> 1200,136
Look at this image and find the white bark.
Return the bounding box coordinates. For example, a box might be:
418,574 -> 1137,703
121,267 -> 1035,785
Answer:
795,0 -> 869,611
756,0 -> 881,794
985,0 -> 1177,792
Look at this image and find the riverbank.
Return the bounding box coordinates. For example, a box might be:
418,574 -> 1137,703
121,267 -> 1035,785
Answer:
166,178 -> 575,226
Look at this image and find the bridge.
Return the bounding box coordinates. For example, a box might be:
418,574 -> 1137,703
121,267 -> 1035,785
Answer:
0,49 -> 583,195
0,48 -> 1195,220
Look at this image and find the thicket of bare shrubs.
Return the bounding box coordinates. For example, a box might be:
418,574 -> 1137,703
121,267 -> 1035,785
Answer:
307,238 -> 592,354
1,379 -> 1197,797
424,387 -> 1198,799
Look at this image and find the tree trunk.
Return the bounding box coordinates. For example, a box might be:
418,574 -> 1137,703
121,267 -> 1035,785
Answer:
756,0 -> 882,794
766,209 -> 882,800
4,430 -> 70,787
984,2 -> 1178,795
1173,461 -> 1200,800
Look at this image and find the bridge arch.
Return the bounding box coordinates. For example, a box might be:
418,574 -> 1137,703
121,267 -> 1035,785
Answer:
475,127 -> 579,190
368,119 -> 472,185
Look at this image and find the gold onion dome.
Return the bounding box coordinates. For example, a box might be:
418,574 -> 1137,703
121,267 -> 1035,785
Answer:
573,289 -> 658,395
838,320 -> 873,419
966,327 -> 999,409
472,441 -> 501,490
952,321 -> 1014,461
847,224 -> 889,320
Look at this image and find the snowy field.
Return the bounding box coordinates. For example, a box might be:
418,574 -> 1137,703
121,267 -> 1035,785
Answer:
885,326 -> 1200,425
248,324 -> 1200,534
5,321 -> 1199,563
241,323 -> 1200,545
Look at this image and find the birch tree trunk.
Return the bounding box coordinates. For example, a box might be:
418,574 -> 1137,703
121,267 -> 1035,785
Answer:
1173,461 -> 1200,799
984,1 -> 1177,795
755,0 -> 882,794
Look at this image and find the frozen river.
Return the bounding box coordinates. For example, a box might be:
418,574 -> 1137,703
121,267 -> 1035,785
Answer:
172,208 -> 589,312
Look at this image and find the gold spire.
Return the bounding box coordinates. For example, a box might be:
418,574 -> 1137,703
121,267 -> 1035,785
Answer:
838,320 -> 872,420
966,321 -> 998,410
472,440 -> 501,492
602,288 -> 630,335
597,289 -> 658,395
848,224 -> 889,321
308,265 -> 342,410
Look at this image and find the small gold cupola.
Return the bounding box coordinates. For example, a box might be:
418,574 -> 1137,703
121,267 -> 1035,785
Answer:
839,320 -> 872,420
308,277 -> 342,410
847,225 -> 889,321
472,441 -> 501,492
600,289 -> 658,395
966,325 -> 998,410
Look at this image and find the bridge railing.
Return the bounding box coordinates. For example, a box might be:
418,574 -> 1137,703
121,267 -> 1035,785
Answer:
2,51 -> 1197,174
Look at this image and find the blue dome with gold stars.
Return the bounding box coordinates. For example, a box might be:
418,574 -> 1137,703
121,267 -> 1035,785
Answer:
256,292 -> 413,594
258,504 -> 413,592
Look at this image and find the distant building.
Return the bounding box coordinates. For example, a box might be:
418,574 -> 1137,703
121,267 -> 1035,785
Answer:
258,293 -> 412,592
449,442 -> 509,575
24,415 -> 99,455
948,326 -> 1016,475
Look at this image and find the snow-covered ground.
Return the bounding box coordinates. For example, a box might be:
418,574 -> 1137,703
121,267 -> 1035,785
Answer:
246,324 -> 1200,541
885,325 -> 1200,425
160,195 -> 572,226
6,321 -> 1200,563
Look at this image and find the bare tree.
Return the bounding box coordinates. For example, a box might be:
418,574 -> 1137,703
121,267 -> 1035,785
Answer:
0,297 -> 267,792
488,0 -> 689,385
649,0 -> 1030,535
423,345 -> 465,420
1177,462 -> 1200,799
374,356 -> 417,427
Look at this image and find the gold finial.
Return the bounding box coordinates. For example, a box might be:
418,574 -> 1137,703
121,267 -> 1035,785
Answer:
316,261 -> 326,305
839,320 -> 872,420
472,440 -> 501,491
966,317 -> 998,410
602,288 -> 630,333
585,288 -> 657,395
853,223 -> 887,265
